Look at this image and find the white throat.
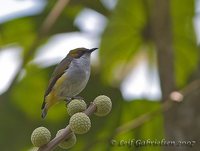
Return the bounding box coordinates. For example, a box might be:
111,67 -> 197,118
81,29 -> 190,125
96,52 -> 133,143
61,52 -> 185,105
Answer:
71,53 -> 91,71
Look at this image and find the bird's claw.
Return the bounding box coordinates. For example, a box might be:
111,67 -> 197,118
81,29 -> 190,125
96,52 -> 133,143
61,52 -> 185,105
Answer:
65,97 -> 72,104
65,96 -> 84,105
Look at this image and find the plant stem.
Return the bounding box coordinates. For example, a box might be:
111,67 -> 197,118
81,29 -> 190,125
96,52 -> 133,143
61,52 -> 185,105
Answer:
38,102 -> 97,151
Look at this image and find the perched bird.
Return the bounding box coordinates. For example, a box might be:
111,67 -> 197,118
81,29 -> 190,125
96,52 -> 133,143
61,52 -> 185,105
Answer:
41,47 -> 97,118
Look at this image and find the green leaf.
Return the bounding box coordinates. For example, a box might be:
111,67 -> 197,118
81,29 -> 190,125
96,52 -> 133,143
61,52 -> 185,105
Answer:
99,0 -> 199,88
99,0 -> 147,83
171,0 -> 199,87
0,18 -> 36,49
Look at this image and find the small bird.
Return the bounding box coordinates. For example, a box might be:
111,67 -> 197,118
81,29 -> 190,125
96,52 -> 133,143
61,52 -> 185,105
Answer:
41,47 -> 97,118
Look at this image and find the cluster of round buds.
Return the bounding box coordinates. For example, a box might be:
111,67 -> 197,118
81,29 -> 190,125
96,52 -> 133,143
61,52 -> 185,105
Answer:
31,95 -> 112,150
68,95 -> 112,135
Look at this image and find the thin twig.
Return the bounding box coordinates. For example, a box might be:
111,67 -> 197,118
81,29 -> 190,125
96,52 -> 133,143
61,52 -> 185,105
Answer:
38,102 -> 97,151
40,0 -> 70,35
115,79 -> 200,135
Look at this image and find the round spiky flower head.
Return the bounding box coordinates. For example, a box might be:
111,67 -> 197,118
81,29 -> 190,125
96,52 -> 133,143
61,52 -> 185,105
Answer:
69,112 -> 91,134
31,127 -> 51,147
56,129 -> 76,149
67,99 -> 87,116
93,95 -> 112,116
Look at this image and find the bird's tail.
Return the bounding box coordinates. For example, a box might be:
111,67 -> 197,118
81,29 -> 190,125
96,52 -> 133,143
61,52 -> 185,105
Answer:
41,101 -> 48,119
41,93 -> 57,119
41,106 -> 47,119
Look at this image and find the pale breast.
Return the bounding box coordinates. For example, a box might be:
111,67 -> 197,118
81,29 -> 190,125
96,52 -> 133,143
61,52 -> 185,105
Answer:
54,62 -> 90,99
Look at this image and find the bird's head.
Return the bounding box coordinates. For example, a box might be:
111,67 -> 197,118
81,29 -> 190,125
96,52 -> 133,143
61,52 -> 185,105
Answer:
68,48 -> 98,59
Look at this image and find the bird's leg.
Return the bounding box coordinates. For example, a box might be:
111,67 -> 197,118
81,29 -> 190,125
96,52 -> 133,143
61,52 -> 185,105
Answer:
71,96 -> 84,100
64,96 -> 72,104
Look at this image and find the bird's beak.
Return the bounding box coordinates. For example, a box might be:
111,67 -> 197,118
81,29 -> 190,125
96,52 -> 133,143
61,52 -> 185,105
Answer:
88,48 -> 98,53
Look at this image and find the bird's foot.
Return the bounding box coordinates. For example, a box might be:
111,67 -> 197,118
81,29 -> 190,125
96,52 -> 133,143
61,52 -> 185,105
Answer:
64,97 -> 72,104
64,96 -> 84,105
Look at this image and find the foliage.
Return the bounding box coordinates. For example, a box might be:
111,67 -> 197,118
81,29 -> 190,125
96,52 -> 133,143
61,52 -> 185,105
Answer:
0,0 -> 198,150
100,0 -> 199,87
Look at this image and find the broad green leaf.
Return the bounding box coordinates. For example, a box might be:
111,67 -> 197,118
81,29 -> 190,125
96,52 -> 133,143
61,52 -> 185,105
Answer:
99,0 -> 147,83
0,18 -> 36,49
171,0 -> 199,87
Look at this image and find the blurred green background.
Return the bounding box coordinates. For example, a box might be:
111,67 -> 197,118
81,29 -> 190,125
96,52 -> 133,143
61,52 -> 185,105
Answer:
0,0 -> 200,151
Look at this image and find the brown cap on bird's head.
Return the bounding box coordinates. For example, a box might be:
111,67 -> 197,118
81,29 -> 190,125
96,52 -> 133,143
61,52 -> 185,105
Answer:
68,48 -> 98,58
